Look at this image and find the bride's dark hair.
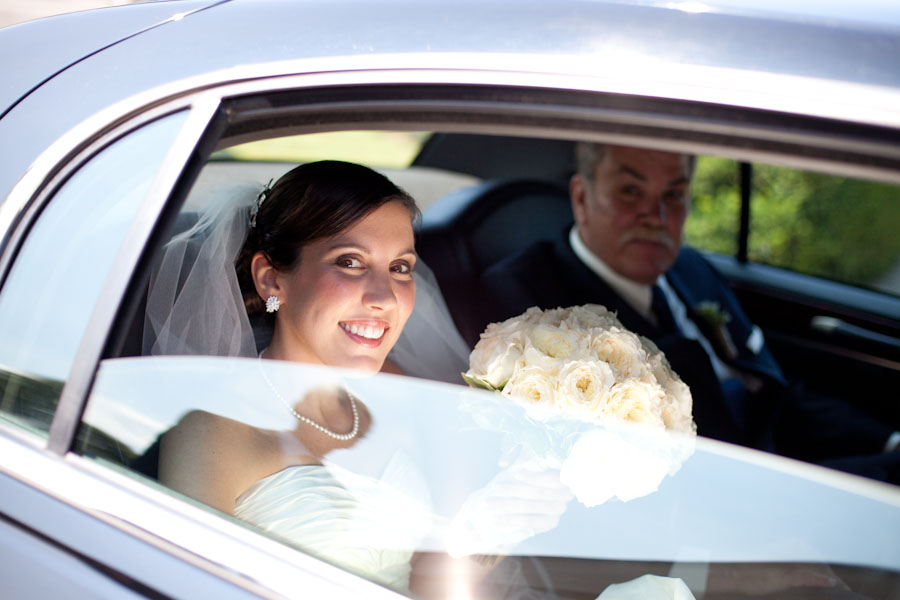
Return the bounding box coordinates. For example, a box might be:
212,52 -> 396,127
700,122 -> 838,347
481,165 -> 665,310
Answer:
235,160 -> 419,317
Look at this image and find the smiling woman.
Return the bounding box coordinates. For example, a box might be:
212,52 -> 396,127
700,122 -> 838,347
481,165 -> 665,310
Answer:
252,200 -> 418,370
150,160 -> 425,590
235,161 -> 420,371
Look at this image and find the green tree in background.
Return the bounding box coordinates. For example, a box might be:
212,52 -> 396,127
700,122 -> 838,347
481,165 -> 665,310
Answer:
684,156 -> 740,256
686,157 -> 900,292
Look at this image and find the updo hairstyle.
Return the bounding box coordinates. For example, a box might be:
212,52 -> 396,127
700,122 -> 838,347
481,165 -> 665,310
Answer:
235,160 -> 419,317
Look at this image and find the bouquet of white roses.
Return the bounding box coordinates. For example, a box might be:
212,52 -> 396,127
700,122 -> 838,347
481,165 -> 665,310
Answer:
462,304 -> 696,505
464,304 -> 695,434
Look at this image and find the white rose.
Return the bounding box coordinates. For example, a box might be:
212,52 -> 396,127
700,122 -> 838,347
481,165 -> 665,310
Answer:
591,328 -> 649,380
535,306 -> 568,326
660,378 -> 696,435
502,364 -> 558,405
646,352 -> 696,435
604,380 -> 666,427
560,429 -> 670,505
555,359 -> 616,417
468,335 -> 522,389
646,345 -> 674,381
638,334 -> 662,355
481,312 -> 531,343
521,344 -> 564,372
563,304 -> 619,330
529,323 -> 581,359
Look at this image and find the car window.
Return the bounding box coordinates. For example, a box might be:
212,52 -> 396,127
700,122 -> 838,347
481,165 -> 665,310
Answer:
686,158 -> 900,297
215,130 -> 431,168
0,111 -> 189,437
80,355 -> 900,598
206,131 -> 478,212
70,133 -> 900,599
748,165 -> 900,296
684,156 -> 740,257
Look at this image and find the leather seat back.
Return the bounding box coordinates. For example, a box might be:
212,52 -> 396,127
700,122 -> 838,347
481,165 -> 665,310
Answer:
417,179 -> 573,344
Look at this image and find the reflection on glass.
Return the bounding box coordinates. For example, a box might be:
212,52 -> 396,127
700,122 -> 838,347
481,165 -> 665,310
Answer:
82,356 -> 900,599
0,111 -> 188,435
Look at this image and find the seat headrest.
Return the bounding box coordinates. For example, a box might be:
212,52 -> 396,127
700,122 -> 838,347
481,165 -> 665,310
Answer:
417,178 -> 573,343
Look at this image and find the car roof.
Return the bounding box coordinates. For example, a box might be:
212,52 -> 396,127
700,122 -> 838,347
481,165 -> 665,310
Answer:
2,0 -> 900,202
608,0 -> 900,31
0,1 -> 222,120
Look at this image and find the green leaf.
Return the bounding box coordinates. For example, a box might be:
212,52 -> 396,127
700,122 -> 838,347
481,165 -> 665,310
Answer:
461,372 -> 500,391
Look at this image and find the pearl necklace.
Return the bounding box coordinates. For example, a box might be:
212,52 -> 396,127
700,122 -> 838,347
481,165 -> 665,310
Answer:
257,354 -> 359,441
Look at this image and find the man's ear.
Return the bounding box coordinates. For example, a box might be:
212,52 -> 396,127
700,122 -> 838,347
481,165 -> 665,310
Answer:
570,174 -> 589,226
251,252 -> 283,303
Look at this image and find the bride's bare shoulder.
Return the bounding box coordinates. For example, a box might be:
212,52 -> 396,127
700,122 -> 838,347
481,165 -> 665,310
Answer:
171,409 -> 251,440
162,409 -> 272,464
159,410 -> 281,508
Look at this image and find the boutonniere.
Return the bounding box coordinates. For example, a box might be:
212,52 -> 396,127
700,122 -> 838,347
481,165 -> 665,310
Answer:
694,301 -> 738,360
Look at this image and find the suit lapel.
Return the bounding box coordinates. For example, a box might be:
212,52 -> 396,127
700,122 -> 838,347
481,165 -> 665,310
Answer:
666,254 -> 783,384
666,267 -> 739,360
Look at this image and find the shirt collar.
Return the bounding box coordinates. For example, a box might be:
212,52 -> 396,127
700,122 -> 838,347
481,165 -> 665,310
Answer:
568,226 -> 655,319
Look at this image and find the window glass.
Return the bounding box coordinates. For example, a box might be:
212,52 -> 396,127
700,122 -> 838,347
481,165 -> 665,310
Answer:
213,131 -> 431,168
748,165 -> 900,296
205,131 -> 477,212
75,141 -> 900,598
683,156 -> 740,256
0,111 -> 189,436
81,356 -> 900,598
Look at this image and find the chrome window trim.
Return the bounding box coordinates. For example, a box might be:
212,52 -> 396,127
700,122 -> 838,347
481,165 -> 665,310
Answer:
0,429 -> 404,599
0,100 -> 203,292
45,97 -> 221,454
5,53 -> 900,247
4,64 -> 900,287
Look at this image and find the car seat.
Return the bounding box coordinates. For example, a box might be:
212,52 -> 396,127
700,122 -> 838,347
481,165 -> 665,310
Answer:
417,178 -> 573,345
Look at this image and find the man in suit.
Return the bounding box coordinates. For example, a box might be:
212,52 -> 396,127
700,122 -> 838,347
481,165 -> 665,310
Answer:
477,143 -> 900,480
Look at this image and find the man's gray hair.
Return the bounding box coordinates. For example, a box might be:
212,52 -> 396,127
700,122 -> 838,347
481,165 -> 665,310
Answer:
574,141 -> 696,180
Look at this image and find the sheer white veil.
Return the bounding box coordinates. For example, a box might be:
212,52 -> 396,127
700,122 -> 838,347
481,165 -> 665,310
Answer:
143,180 -> 472,385
144,183 -> 259,358
388,260 -> 471,385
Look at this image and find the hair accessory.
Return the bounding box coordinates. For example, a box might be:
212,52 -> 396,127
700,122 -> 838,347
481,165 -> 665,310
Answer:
258,354 -> 360,441
249,178 -> 274,229
265,295 -> 281,313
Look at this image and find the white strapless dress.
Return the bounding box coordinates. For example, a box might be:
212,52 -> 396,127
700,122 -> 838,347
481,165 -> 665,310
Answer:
233,461 -> 431,593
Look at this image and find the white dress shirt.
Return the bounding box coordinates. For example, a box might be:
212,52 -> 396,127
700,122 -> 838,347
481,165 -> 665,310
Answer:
569,226 -> 741,384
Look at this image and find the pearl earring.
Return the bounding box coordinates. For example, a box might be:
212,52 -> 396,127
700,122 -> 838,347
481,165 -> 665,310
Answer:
265,295 -> 281,313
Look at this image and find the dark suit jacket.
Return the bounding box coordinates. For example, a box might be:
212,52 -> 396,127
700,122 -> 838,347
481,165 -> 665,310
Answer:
476,231 -> 894,461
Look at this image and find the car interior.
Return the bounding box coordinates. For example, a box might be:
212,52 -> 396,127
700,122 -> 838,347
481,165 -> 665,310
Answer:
67,124 -> 900,600
83,127 -> 900,461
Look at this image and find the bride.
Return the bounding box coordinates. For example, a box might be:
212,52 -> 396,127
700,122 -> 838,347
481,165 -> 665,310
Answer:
151,160 -> 570,596
155,160 -> 424,590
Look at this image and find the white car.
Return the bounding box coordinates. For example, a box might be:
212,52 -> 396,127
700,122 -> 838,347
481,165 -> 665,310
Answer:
1,0 -> 899,598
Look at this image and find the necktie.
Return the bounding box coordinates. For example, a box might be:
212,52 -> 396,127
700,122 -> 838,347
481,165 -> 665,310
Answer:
651,285 -> 679,334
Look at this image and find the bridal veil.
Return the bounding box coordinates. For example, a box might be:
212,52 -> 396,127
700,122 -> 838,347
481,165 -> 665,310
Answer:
143,180 -> 471,384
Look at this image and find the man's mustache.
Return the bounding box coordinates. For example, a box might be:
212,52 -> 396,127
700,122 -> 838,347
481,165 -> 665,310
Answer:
621,227 -> 676,250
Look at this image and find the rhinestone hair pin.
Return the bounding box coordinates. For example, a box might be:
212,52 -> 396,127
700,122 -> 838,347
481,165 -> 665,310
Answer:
249,178 -> 274,229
